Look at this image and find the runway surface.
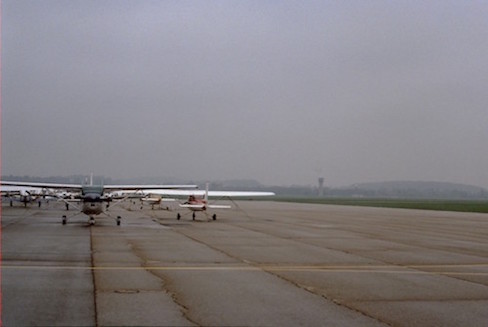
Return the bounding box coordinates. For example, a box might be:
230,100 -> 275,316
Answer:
2,200 -> 488,326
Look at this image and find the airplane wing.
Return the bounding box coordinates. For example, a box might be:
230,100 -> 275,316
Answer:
208,191 -> 275,197
142,190 -> 275,197
180,204 -> 206,209
1,181 -> 82,190
1,181 -> 198,193
178,203 -> 231,209
1,185 -> 46,196
1,185 -> 42,192
103,184 -> 198,192
208,204 -> 232,209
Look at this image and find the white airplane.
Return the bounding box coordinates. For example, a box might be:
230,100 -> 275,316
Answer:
1,185 -> 49,207
139,194 -> 176,209
1,179 -> 198,225
142,183 -> 275,221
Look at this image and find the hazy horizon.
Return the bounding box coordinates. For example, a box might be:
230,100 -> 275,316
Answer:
2,1 -> 488,188
2,173 -> 488,191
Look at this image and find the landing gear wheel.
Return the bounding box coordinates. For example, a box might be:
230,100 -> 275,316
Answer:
212,214 -> 217,221
177,213 -> 181,220
192,212 -> 196,221
62,215 -> 67,225
116,216 -> 121,226
89,217 -> 95,225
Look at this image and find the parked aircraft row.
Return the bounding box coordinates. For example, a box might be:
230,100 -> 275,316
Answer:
1,185 -> 52,207
128,183 -> 275,220
1,179 -> 275,225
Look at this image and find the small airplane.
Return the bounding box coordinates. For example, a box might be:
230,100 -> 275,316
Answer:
142,183 -> 275,221
1,185 -> 49,207
1,177 -> 198,225
139,194 -> 176,210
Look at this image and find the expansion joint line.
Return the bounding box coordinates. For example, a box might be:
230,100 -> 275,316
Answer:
173,226 -> 392,326
89,226 -> 99,327
126,240 -> 200,326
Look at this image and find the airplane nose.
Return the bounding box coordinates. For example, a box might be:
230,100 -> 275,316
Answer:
84,194 -> 101,201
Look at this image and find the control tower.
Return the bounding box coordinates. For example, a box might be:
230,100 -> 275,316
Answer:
318,177 -> 324,196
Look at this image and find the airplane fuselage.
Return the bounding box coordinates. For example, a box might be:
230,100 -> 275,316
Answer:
18,195 -> 34,204
81,186 -> 105,216
184,196 -> 207,211
142,197 -> 162,205
82,196 -> 104,215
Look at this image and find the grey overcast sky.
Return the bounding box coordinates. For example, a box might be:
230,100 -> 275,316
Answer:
2,1 -> 488,187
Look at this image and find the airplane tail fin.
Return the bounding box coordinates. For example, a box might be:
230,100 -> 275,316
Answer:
205,182 -> 209,203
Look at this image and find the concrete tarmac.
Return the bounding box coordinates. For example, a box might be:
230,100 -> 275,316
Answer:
2,200 -> 488,326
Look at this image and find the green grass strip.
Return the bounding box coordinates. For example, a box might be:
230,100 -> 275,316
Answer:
272,197 -> 488,213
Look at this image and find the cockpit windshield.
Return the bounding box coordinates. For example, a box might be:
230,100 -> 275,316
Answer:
81,185 -> 104,195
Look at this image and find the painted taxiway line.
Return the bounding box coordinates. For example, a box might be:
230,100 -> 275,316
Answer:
3,263 -> 488,276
